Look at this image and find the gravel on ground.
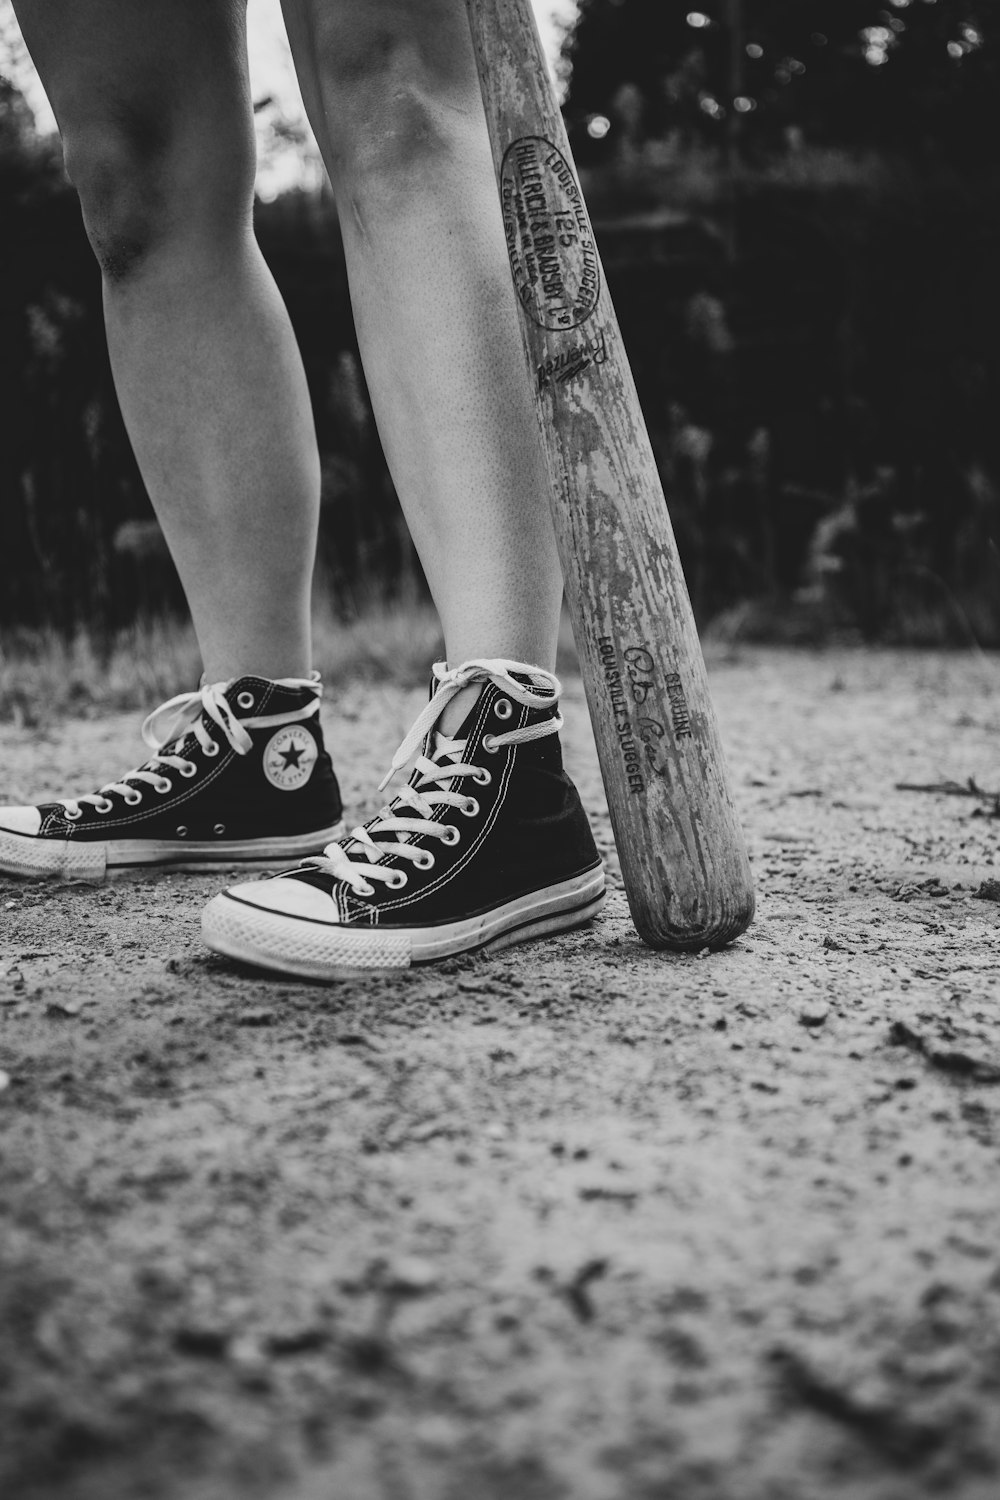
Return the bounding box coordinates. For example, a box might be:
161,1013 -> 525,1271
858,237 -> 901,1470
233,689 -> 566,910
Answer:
2,647 -> 1000,1500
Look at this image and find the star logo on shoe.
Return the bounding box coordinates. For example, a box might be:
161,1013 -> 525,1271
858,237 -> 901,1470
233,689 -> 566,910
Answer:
263,727 -> 318,791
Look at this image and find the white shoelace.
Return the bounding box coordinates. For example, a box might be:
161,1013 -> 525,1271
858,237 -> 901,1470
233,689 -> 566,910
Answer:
307,659 -> 562,896
60,673 -> 321,819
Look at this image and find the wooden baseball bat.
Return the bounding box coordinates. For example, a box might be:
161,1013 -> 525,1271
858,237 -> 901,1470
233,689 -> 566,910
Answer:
464,0 -> 755,950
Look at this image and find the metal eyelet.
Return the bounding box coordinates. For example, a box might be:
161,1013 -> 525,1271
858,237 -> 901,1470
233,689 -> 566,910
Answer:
176,825 -> 188,838
213,823 -> 226,836
237,691 -> 254,710
387,870 -> 408,890
203,740 -> 220,758
179,762 -> 197,779
357,882 -> 375,897
155,779 -> 172,795
95,798 -> 114,815
493,698 -> 513,720
64,807 -> 83,821
439,826 -> 461,847
482,735 -> 499,755
413,850 -> 435,871
460,797 -> 480,818
473,767 -> 492,786
122,791 -> 143,806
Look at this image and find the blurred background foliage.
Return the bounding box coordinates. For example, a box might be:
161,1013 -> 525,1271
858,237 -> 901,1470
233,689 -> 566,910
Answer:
2,0 -> 1000,649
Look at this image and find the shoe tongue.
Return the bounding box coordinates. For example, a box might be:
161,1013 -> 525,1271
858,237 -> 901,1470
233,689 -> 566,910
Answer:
433,683 -> 492,748
415,733 -> 467,806
430,731 -> 467,765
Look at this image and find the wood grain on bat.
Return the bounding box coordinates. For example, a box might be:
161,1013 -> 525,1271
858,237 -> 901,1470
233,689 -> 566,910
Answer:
465,0 -> 754,949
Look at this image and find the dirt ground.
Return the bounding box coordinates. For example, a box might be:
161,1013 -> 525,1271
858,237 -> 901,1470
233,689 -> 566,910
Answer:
2,646 -> 1000,1500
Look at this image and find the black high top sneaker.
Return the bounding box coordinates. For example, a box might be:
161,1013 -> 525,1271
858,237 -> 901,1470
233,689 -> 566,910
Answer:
0,673 -> 344,883
201,660 -> 605,977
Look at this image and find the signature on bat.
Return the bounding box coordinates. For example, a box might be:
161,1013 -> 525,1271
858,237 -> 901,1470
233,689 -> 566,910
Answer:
596,639 -> 694,794
625,648 -> 693,742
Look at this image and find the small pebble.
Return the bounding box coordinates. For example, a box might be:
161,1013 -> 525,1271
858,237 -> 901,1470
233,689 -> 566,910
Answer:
237,1009 -> 275,1028
228,1334 -> 271,1387
798,1004 -> 830,1028
385,1255 -> 438,1296
47,998 -> 83,1017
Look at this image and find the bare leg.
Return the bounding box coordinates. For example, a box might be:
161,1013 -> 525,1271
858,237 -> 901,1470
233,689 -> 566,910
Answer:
281,0 -> 563,725
11,0 -> 318,681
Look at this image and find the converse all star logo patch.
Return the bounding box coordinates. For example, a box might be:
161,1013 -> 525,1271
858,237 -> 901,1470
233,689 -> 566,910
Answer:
263,726 -> 318,791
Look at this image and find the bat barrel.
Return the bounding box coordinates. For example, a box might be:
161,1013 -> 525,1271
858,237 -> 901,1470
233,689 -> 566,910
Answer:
465,0 -> 755,950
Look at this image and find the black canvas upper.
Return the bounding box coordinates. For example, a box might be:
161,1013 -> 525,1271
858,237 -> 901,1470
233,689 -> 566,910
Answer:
285,675 -> 600,927
29,676 -> 342,845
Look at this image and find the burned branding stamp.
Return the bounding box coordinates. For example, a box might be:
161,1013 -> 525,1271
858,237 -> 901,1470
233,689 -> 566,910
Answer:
597,636 -> 644,794
595,638 -> 696,793
536,327 -> 608,391
500,137 -> 600,332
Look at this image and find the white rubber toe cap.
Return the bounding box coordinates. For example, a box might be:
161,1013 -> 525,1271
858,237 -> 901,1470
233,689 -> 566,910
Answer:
222,876 -> 342,923
0,806 -> 42,836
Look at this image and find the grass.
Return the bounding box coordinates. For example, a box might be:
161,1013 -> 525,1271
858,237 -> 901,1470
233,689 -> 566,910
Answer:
0,595 -> 583,729
0,616 -> 205,729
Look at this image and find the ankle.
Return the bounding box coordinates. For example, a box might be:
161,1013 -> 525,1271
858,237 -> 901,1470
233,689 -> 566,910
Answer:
199,666 -> 317,691
438,682 -> 481,735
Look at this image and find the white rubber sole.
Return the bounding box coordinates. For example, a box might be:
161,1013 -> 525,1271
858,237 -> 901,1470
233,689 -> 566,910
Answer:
0,822 -> 347,884
201,866 -> 607,978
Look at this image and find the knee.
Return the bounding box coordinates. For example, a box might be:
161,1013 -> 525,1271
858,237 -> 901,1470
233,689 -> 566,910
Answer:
62,107 -> 255,284
308,4 -> 480,188
63,122 -> 168,283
